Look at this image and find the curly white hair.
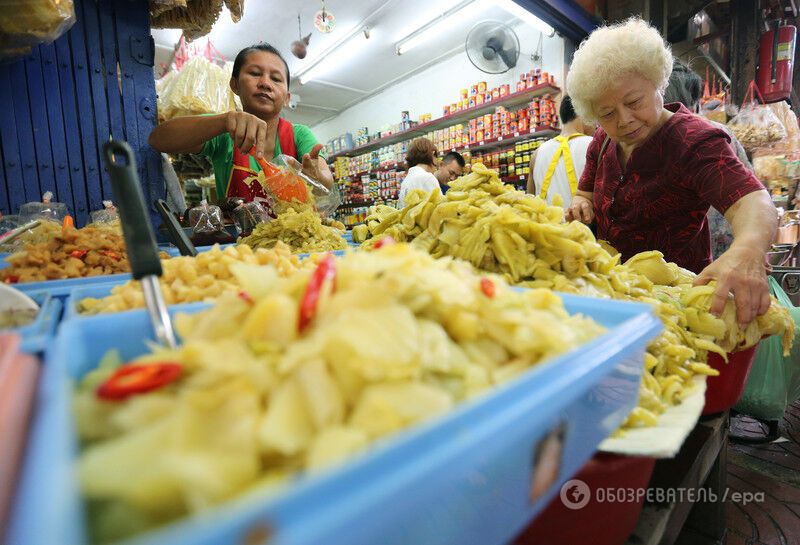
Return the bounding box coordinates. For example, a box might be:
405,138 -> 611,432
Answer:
566,17 -> 673,123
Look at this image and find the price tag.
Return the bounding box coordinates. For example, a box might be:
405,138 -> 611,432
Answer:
479,141 -> 485,146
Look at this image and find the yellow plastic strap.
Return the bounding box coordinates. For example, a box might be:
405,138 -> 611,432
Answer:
539,134 -> 583,200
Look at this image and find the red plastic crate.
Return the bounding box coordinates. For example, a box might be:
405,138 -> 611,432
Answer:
702,344 -> 758,414
514,453 -> 656,545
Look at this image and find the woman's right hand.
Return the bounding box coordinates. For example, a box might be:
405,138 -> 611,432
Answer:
226,112 -> 268,157
566,195 -> 594,223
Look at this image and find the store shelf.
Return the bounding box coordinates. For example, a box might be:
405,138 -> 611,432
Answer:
328,84 -> 561,160
443,127 -> 559,155
338,201 -> 375,209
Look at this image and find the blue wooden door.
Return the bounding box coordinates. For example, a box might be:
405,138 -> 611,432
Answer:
0,0 -> 163,227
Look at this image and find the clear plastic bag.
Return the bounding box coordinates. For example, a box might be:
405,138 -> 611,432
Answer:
735,276 -> 800,421
187,199 -> 234,246
90,201 -> 118,224
0,0 -> 76,61
727,81 -> 787,152
157,56 -> 237,121
232,200 -> 270,237
18,192 -> 68,224
270,154 -> 342,217
0,214 -> 19,237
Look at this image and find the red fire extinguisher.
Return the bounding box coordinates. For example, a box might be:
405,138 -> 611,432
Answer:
757,22 -> 797,103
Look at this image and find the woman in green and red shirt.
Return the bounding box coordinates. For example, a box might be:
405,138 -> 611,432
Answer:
149,43 -> 333,203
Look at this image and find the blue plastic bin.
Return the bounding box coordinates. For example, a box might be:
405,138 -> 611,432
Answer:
9,294 -> 661,545
63,281 -> 209,322
1,291 -> 63,354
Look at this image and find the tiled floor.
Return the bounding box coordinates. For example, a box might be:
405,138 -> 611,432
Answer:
723,402 -> 800,544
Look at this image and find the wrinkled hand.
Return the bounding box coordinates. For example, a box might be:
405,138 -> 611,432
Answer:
300,144 -> 325,182
693,245 -> 771,328
565,195 -> 594,223
226,112 -> 268,156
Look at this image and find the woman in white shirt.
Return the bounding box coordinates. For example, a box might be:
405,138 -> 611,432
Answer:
398,138 -> 440,208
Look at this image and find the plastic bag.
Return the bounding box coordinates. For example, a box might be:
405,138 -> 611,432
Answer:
90,201 -> 118,224
271,154 -> 342,217
0,0 -> 76,61
699,72 -> 727,124
157,56 -> 237,121
0,214 -> 19,237
151,0 -> 224,41
735,276 -> 800,421
187,199 -> 234,246
727,81 -> 787,152
18,192 -> 68,224
232,200 -> 270,237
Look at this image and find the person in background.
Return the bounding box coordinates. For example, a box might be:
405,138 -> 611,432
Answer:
565,17 -> 776,327
398,138 -> 441,208
663,58 -> 758,259
527,96 -> 595,207
434,151 -> 466,194
149,43 -> 333,205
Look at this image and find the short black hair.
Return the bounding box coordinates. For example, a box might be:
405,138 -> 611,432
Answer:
559,95 -> 577,124
442,151 -> 465,168
664,58 -> 702,109
232,43 -> 291,86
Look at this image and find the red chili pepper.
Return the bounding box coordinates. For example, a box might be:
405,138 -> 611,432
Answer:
100,250 -> 120,260
298,253 -> 336,333
96,363 -> 183,401
373,236 -> 396,250
69,249 -> 88,259
480,277 -> 496,298
238,290 -> 254,304
4,275 -> 19,284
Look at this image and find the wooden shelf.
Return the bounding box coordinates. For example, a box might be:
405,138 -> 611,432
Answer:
327,84 -> 561,160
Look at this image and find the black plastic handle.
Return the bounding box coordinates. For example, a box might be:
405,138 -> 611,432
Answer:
156,199 -> 197,257
102,140 -> 163,280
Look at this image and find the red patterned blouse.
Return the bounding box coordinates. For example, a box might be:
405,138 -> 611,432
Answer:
578,103 -> 764,273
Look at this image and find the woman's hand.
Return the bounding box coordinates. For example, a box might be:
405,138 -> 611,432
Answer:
301,144 -> 334,189
226,112 -> 268,157
565,195 -> 595,223
693,245 -> 771,328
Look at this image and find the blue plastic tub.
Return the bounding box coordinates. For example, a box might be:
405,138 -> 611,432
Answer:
63,281 -> 211,322
9,294 -> 661,545
1,291 -> 63,354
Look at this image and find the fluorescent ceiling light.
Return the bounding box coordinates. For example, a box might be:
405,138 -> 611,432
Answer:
299,30 -> 372,84
489,0 -> 554,36
297,26 -> 372,85
396,0 -> 477,55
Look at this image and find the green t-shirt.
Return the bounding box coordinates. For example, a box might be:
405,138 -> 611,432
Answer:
200,122 -> 321,199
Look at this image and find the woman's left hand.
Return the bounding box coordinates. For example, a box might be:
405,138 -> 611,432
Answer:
300,144 -> 332,188
693,245 -> 771,328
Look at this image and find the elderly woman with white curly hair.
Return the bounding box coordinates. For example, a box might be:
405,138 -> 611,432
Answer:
565,17 -> 777,328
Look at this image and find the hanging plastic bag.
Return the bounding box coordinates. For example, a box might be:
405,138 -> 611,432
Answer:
157,55 -> 237,121
699,69 -> 727,124
187,199 -> 235,246
0,0 -> 76,61
735,276 -> 800,421
727,81 -> 787,152
18,192 -> 68,224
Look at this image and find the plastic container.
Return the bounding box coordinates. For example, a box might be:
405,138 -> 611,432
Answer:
1,291 -> 63,354
10,274 -> 132,302
513,453 -> 656,545
702,345 -> 758,414
64,281 -> 208,322
8,294 -> 661,545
